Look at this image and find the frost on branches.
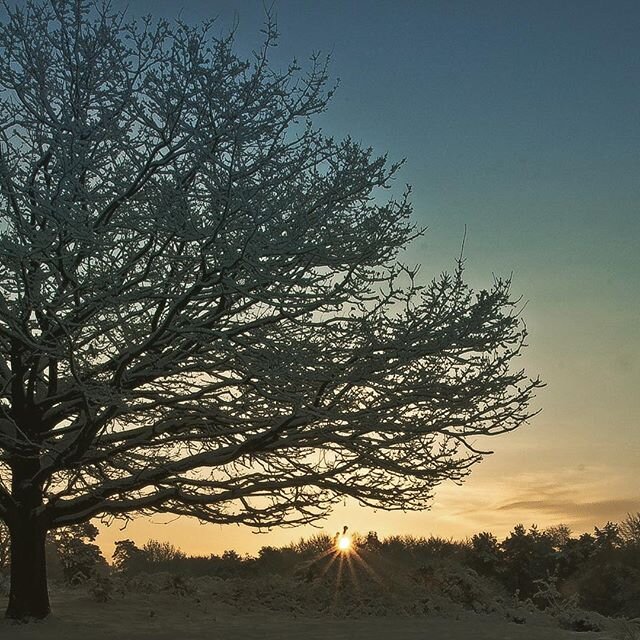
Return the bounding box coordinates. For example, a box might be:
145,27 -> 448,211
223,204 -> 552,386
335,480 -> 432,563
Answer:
0,0 -> 541,619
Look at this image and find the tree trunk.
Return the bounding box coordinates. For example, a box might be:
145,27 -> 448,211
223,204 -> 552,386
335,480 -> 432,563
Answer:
5,454 -> 51,621
5,521 -> 50,620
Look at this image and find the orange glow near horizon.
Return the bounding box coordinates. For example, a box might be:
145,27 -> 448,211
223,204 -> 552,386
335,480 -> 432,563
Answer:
93,446 -> 640,562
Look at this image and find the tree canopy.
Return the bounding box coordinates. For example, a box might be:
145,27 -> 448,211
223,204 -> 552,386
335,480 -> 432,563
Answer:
0,0 -> 541,619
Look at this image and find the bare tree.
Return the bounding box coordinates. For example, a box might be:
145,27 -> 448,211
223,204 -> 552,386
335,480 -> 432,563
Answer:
619,513 -> 640,547
0,0 -> 542,620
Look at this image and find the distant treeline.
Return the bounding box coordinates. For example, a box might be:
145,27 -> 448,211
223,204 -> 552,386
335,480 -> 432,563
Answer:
1,514 -> 639,619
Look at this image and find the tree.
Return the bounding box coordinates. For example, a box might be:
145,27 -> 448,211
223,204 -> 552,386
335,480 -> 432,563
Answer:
47,522 -> 107,584
619,512 -> 640,547
593,522 -> 622,551
500,525 -> 556,598
0,0 -> 541,620
142,539 -> 186,565
469,531 -> 502,576
112,539 -> 147,576
543,524 -> 572,550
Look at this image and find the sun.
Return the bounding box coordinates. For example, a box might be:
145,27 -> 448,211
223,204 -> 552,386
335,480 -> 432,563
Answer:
336,534 -> 352,553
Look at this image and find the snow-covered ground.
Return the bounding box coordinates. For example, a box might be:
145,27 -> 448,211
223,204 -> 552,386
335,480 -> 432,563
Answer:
0,590 -> 623,639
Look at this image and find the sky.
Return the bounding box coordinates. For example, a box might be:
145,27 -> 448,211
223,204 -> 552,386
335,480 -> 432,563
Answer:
96,0 -> 640,557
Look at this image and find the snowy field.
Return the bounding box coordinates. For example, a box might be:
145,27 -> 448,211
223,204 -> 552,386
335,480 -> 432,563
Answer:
0,590 -> 624,640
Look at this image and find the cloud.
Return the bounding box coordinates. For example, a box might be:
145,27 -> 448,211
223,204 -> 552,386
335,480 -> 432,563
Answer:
432,464 -> 640,535
495,497 -> 640,520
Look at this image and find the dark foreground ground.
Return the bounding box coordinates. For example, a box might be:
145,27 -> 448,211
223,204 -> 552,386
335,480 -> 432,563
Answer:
0,589 -> 629,640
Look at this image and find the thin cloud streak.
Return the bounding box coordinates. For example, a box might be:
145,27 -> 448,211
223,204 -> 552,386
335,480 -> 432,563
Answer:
436,464 -> 640,535
495,498 -> 640,518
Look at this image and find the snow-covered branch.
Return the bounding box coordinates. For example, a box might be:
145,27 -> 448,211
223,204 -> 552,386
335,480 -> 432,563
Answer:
0,1 -> 542,537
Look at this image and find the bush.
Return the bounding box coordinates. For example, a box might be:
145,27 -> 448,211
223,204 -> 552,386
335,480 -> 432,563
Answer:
87,573 -> 125,603
575,552 -> 640,618
104,521 -> 640,623
412,560 -> 505,614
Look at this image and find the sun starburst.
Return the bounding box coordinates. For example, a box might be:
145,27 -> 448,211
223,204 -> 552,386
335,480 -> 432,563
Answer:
336,534 -> 352,553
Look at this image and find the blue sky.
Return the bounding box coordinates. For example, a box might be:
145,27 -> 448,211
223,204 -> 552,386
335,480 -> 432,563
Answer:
96,0 -> 640,554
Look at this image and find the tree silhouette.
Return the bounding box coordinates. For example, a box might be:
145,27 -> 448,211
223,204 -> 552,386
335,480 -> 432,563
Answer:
0,0 -> 541,619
